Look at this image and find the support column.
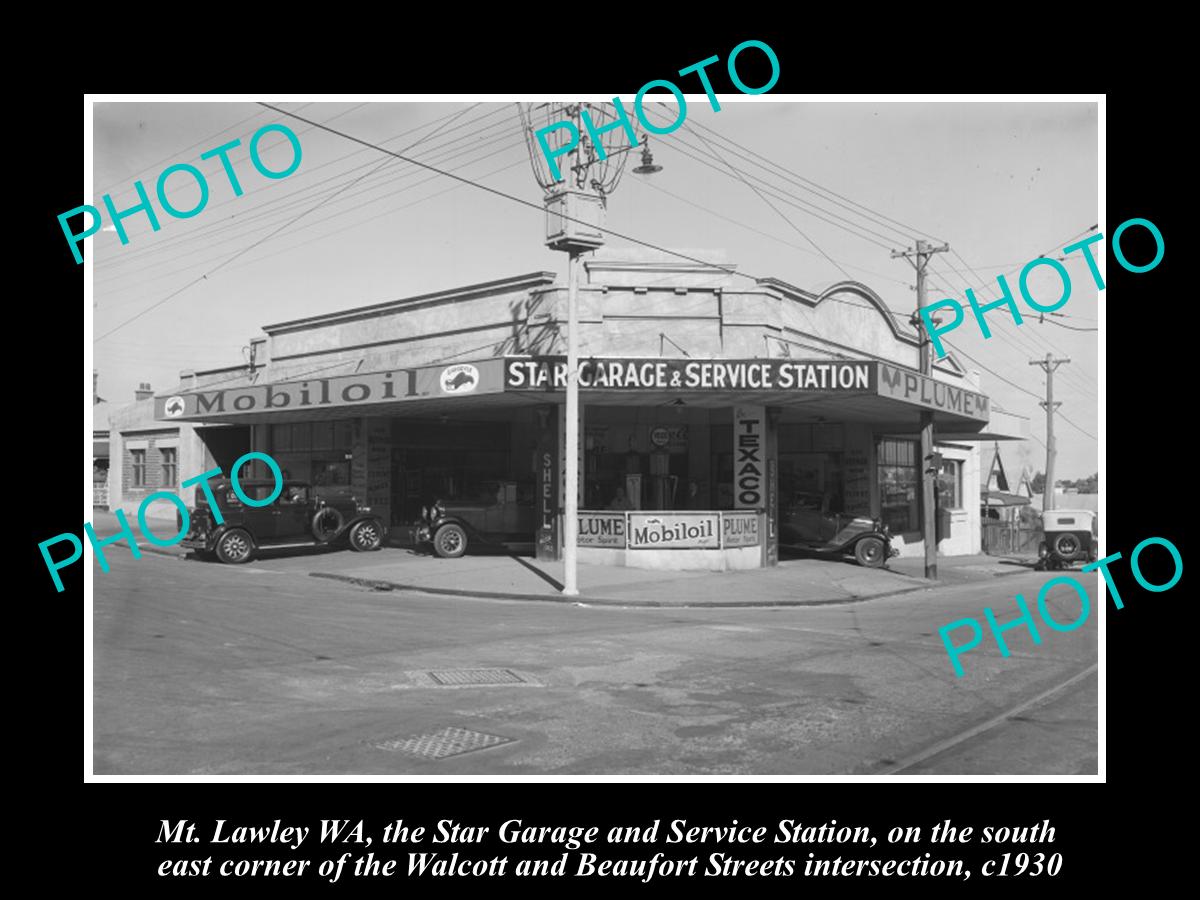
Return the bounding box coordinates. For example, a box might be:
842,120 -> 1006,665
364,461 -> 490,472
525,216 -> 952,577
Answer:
920,411 -> 937,579
364,418 -> 392,527
764,407 -> 781,567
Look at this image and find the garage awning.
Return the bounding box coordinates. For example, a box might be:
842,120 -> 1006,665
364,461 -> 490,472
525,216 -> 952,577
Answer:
155,356 -> 994,433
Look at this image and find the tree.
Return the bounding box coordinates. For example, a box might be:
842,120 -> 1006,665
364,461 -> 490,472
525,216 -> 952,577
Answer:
1031,472 -> 1046,494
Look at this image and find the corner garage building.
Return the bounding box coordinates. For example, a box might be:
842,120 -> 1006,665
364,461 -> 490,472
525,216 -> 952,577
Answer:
154,253 -> 1025,567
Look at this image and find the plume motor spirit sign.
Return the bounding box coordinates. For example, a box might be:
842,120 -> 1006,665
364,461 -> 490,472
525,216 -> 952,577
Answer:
722,511 -> 761,547
876,364 -> 989,421
577,511 -> 627,548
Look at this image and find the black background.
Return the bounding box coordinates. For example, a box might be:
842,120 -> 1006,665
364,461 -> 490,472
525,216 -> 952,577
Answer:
27,26 -> 1179,896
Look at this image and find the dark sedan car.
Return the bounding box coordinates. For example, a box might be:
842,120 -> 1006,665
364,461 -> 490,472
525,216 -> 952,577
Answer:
779,491 -> 897,568
411,480 -> 534,558
179,479 -> 386,564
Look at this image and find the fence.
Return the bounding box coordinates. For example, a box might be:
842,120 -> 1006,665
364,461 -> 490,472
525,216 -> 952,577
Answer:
981,521 -> 1041,556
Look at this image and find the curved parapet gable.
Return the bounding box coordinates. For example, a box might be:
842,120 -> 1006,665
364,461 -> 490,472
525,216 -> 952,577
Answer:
758,277 -> 967,377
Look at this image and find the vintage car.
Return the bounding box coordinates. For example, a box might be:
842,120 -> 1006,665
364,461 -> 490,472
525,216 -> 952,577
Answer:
779,491 -> 898,568
1036,509 -> 1097,570
411,480 -> 534,558
179,479 -> 386,564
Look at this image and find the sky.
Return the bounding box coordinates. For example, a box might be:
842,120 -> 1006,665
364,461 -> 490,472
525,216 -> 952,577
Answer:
90,98 -> 1099,482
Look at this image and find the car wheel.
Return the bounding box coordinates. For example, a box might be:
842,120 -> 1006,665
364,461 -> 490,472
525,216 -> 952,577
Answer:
312,507 -> 344,542
433,524 -> 467,559
349,519 -> 383,552
215,528 -> 254,564
1053,533 -> 1080,557
854,536 -> 886,568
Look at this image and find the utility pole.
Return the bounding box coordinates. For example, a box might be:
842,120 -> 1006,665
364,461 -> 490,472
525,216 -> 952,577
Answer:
563,242 -> 581,595
1029,353 -> 1070,511
561,105 -> 585,597
520,102 -> 661,596
893,238 -> 949,579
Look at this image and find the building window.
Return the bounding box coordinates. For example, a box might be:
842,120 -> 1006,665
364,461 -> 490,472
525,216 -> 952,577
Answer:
938,458 -> 963,510
271,424 -> 292,452
877,438 -> 918,533
130,449 -> 146,488
160,447 -> 178,487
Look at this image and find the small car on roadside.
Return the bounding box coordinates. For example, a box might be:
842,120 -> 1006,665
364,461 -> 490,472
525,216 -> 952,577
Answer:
779,491 -> 898,568
1036,509 -> 1097,570
179,479 -> 386,564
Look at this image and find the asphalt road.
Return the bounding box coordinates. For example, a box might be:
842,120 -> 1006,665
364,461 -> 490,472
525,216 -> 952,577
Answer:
91,549 -> 1099,775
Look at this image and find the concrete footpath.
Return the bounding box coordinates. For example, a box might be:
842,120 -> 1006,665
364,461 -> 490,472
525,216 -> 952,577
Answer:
89,509 -> 1035,607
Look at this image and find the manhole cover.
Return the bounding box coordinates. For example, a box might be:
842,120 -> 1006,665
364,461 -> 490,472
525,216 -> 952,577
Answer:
373,727 -> 516,759
429,668 -> 527,686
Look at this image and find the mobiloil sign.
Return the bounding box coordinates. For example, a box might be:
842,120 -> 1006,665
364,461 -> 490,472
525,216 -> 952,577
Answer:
628,513 -> 720,550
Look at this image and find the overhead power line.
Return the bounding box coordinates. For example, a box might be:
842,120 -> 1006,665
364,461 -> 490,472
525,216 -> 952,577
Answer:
95,103 -> 484,342
1058,412 -> 1097,441
97,102 -> 368,206
96,104 -> 511,275
677,109 -> 947,245
96,113 -> 523,291
682,121 -> 852,280
95,105 -> 280,196
252,102 -> 767,284
97,138 -> 532,299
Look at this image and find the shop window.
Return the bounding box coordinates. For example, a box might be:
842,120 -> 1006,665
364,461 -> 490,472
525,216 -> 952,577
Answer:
291,422 -> 311,451
938,458 -> 963,510
877,438 -> 918,533
160,447 -> 177,486
312,459 -> 350,487
311,421 -> 333,451
334,420 -> 354,449
271,424 -> 292,452
130,449 -> 146,488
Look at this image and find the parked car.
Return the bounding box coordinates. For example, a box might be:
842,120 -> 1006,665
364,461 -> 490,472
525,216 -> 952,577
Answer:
179,479 -> 386,564
1036,509 -> 1097,570
411,480 -> 533,558
779,491 -> 898,568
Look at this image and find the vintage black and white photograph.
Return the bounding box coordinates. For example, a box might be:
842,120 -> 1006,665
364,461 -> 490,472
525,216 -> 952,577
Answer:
86,96 -> 1100,775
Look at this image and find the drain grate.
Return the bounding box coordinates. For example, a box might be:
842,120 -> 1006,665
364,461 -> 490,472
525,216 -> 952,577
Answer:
428,668 -> 526,686
399,668 -> 541,689
373,726 -> 515,759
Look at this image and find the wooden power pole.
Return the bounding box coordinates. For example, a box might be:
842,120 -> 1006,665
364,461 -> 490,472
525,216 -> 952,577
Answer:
893,238 -> 949,579
1029,353 -> 1070,511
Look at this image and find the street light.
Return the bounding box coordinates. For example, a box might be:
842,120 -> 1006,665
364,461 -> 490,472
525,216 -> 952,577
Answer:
519,103 -> 662,595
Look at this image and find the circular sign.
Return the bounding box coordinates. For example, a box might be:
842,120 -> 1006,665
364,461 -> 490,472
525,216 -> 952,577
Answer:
163,396 -> 186,418
649,426 -> 671,448
440,364 -> 479,394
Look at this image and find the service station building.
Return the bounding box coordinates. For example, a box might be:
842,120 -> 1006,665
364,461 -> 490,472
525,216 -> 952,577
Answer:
143,251 -> 1025,570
